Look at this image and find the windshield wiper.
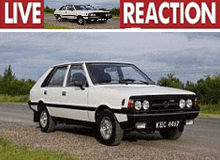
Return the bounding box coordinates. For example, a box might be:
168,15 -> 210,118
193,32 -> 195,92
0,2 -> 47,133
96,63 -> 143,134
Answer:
119,79 -> 135,85
119,79 -> 149,85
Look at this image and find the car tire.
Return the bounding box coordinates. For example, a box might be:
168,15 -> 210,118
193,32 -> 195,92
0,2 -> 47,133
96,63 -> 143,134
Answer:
57,15 -> 62,22
39,108 -> 55,132
97,109 -> 124,146
159,123 -> 184,140
77,16 -> 85,25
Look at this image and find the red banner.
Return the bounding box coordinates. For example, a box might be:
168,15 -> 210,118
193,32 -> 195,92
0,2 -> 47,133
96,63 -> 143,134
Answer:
0,0 -> 44,28
120,0 -> 220,28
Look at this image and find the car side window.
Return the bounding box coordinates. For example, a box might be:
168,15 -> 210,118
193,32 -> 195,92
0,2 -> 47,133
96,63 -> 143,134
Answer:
60,6 -> 66,10
47,66 -> 68,87
67,65 -> 87,87
67,6 -> 74,10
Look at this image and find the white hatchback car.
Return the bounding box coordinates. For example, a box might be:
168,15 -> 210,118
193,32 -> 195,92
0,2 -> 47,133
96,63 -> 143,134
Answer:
28,62 -> 199,145
54,5 -> 112,25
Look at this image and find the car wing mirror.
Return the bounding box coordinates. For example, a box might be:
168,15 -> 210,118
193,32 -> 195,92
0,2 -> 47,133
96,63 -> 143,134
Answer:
74,80 -> 84,90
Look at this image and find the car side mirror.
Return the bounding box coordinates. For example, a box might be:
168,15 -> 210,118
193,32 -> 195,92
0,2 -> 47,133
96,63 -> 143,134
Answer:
74,80 -> 84,90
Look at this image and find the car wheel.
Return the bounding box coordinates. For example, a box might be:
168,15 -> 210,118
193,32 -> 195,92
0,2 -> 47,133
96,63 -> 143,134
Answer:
97,109 -> 124,145
57,15 -> 62,22
159,124 -> 184,140
39,108 -> 55,132
77,16 -> 85,25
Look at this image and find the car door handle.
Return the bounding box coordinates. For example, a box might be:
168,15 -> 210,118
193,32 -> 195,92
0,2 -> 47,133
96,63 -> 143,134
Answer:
44,90 -> 47,95
62,91 -> 66,96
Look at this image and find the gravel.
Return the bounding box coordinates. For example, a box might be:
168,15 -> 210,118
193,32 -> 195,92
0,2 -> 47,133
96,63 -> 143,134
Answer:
0,121 -> 206,160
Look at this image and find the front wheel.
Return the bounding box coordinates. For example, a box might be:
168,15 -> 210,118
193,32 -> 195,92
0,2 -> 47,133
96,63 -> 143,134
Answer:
159,124 -> 184,140
97,110 -> 124,145
56,15 -> 62,22
39,109 -> 55,132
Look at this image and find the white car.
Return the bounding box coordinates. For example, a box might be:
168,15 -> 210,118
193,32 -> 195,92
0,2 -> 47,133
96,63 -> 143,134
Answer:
54,5 -> 112,25
28,62 -> 199,145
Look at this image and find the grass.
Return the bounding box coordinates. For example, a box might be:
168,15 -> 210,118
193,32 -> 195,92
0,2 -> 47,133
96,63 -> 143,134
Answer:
44,23 -> 71,29
200,104 -> 220,115
0,95 -> 29,103
0,138 -> 78,160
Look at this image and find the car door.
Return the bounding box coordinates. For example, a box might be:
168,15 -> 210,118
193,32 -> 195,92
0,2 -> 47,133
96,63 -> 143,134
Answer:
59,6 -> 68,18
42,65 -> 69,117
61,64 -> 89,121
66,5 -> 76,19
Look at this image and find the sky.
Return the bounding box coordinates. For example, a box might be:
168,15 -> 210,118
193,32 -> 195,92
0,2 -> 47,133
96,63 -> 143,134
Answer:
0,32 -> 219,84
44,0 -> 119,9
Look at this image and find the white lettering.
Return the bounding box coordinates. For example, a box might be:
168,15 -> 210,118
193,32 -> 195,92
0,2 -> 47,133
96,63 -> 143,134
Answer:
145,2 -> 158,24
18,2 -> 32,24
201,2 -> 216,24
32,2 -> 41,24
180,2 -> 184,24
5,2 -> 13,24
159,2 -> 169,24
123,2 -> 135,24
170,2 -> 179,24
136,2 -> 144,24
185,2 -> 200,24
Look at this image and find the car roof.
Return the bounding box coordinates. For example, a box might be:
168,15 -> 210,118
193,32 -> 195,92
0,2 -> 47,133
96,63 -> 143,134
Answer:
51,61 -> 133,68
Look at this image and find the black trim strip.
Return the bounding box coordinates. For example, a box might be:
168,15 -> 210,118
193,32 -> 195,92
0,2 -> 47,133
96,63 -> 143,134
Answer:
28,101 -> 199,117
45,103 -> 96,111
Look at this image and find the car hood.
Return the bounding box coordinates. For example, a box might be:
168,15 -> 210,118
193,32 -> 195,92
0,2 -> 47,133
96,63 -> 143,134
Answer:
93,85 -> 195,97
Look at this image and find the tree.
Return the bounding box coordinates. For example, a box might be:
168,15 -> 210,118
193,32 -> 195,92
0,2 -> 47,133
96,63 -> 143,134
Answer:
0,65 -> 16,95
157,73 -> 183,89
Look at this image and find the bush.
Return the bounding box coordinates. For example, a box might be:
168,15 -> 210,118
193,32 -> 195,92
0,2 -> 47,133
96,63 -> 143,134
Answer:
44,6 -> 56,14
0,65 -> 35,96
110,8 -> 120,16
187,76 -> 220,104
157,73 -> 183,89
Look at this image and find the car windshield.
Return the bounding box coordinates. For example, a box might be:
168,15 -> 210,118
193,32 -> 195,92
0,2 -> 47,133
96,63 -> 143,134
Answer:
86,63 -> 155,85
74,5 -> 86,10
85,5 -> 97,10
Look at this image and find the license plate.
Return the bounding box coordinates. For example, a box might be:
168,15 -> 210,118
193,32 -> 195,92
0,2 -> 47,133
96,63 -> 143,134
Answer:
156,121 -> 180,128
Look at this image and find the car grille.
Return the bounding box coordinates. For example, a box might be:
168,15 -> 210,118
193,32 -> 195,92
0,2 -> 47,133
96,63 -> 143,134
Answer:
130,94 -> 196,111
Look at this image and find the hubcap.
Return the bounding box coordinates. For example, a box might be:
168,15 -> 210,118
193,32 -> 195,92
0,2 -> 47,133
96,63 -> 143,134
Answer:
100,117 -> 112,140
40,110 -> 48,128
78,18 -> 83,24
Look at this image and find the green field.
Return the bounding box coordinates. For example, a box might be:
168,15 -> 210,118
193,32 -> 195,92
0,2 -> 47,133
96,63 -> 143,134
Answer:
44,23 -> 71,29
0,95 -> 29,103
0,138 -> 77,160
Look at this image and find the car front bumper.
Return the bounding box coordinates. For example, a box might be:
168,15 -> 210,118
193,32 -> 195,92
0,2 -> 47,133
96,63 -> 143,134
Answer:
121,110 -> 199,130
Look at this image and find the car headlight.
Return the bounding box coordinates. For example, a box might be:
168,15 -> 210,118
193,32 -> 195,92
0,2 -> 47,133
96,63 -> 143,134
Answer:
179,99 -> 186,108
143,100 -> 150,110
135,101 -> 142,110
186,99 -> 193,108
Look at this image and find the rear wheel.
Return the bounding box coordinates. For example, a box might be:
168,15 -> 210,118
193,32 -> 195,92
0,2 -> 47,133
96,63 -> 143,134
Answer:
159,124 -> 184,140
97,109 -> 124,145
39,108 -> 55,132
77,16 -> 85,25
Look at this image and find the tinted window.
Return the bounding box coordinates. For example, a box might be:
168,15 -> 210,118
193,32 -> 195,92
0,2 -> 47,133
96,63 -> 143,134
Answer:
67,65 -> 87,87
47,66 -> 68,87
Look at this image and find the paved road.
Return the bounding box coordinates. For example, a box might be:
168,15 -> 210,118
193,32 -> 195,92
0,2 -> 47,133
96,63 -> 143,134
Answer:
0,103 -> 220,159
44,14 -> 120,29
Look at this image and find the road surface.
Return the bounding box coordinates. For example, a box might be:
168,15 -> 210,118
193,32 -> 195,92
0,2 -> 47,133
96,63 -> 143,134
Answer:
0,103 -> 219,159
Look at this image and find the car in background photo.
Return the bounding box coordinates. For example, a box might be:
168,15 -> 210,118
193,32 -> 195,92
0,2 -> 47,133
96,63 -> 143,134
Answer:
54,4 -> 112,25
